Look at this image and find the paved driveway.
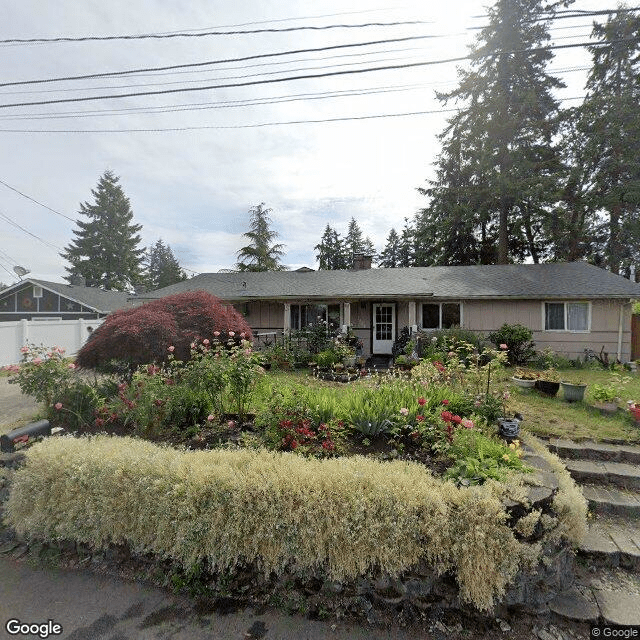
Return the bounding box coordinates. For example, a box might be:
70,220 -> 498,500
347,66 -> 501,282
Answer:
0,378 -> 40,436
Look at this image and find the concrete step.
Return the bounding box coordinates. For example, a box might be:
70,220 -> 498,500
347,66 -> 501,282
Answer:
547,438 -> 640,465
577,519 -> 640,570
564,459 -> 640,490
582,484 -> 640,519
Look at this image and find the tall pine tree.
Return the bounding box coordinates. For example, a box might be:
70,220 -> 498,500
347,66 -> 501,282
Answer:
378,228 -> 400,268
61,171 -> 144,290
315,224 -> 348,270
579,9 -> 640,274
419,0 -> 569,264
145,239 -> 187,289
235,203 -> 286,272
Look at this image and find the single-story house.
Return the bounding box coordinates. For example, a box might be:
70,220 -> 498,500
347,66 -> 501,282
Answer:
0,277 -> 131,321
132,261 -> 640,363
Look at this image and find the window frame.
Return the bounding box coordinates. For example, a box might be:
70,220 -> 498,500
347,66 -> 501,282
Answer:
419,301 -> 463,331
290,303 -> 341,332
542,301 -> 591,333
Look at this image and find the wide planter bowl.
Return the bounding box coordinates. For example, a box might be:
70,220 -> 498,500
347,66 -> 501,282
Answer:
535,380 -> 560,397
510,377 -> 536,389
561,381 -> 587,403
595,401 -> 618,415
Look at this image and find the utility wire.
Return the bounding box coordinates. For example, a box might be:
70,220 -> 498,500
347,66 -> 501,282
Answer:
1,37 -> 637,110
0,211 -> 62,250
0,36 -> 443,88
0,65 -> 591,121
0,20 -> 432,44
0,96 -> 585,134
0,179 -> 75,221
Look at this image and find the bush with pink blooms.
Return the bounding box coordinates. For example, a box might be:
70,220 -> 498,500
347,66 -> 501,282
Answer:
6,343 -> 76,405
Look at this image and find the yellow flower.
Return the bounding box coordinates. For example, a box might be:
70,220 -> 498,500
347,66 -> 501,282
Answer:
502,454 -> 510,461
509,443 -> 516,450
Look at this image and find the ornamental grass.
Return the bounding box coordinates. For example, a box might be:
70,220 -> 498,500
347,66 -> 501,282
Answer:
4,434 -> 583,610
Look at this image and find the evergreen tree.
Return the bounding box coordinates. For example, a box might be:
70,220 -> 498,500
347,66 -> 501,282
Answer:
397,218 -> 416,267
61,171 -> 144,290
145,239 -> 187,290
344,217 -> 366,262
378,228 -> 400,268
235,203 -> 286,272
579,9 -> 640,274
420,0 -> 569,264
315,224 -> 348,270
363,236 -> 377,263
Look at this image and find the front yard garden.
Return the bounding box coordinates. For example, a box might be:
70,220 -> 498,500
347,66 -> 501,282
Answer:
0,294 -> 633,619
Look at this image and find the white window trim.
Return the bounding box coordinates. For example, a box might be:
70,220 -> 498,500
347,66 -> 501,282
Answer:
419,301 -> 463,331
32,286 -> 43,298
542,301 -> 591,333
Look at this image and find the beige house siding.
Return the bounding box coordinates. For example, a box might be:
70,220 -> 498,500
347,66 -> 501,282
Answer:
463,299 -> 631,362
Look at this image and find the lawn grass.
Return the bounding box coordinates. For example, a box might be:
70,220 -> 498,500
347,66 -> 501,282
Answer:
256,367 -> 640,444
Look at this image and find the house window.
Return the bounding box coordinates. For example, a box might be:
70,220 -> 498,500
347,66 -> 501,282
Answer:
33,286 -> 43,298
290,304 -> 340,331
421,302 -> 461,330
544,302 -> 590,332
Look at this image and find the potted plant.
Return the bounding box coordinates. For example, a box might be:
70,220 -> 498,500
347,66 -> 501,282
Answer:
535,367 -> 560,396
628,402 -> 640,424
497,390 -> 521,442
511,368 -> 537,389
560,379 -> 587,403
591,373 -> 630,415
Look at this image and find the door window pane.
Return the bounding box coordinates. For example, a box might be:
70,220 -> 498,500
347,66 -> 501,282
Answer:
545,303 -> 565,330
375,306 -> 393,340
422,304 -> 439,329
567,303 -> 588,331
442,304 -> 461,329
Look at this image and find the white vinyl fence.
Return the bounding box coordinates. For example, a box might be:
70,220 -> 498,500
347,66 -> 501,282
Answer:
0,318 -> 104,367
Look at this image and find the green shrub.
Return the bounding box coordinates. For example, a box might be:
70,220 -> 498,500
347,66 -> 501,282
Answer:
488,324 -> 535,366
6,435 -> 550,610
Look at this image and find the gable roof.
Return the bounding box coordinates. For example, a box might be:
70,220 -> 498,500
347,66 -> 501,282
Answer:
133,262 -> 640,302
1,279 -> 131,313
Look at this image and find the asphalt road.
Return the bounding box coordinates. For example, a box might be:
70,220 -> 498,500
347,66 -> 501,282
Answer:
0,557 -> 425,640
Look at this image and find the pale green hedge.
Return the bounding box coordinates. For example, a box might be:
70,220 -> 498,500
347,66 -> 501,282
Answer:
3,435 -> 583,610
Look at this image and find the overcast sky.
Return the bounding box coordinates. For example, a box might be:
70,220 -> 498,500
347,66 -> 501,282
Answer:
0,0 -> 609,284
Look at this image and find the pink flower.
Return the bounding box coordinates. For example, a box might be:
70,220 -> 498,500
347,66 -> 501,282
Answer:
207,414 -> 215,422
500,343 -> 508,350
203,339 -> 210,346
54,402 -> 63,410
462,419 -> 474,429
418,397 -> 426,406
190,342 -> 196,349
474,400 -> 482,407
244,349 -> 252,356
214,331 -> 220,337
168,345 -> 175,352
32,357 -> 42,365
228,331 -> 235,337
228,420 -> 236,428
399,407 -> 409,416
240,332 -> 246,338
20,346 -> 29,354
503,391 -> 511,400
68,363 -> 76,369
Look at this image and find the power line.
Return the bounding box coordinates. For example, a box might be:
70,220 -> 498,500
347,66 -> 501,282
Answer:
0,65 -> 591,122
1,37 -> 637,111
0,35 -> 439,88
0,179 -> 75,221
0,96 -> 585,134
0,20 -> 432,44
0,211 -> 62,250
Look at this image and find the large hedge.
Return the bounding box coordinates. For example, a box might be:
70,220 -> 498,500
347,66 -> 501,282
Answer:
2,435 -> 586,610
77,291 -> 252,370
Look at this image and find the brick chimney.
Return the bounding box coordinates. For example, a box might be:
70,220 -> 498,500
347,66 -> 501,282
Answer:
69,275 -> 86,287
352,253 -> 372,271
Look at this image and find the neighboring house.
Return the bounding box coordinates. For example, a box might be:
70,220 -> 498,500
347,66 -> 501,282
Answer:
132,260 -> 640,363
0,277 -> 131,321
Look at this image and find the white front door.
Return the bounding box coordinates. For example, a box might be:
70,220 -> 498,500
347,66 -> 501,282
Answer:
372,303 -> 395,354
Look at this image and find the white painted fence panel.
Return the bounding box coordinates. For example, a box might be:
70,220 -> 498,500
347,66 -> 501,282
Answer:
0,318 -> 103,366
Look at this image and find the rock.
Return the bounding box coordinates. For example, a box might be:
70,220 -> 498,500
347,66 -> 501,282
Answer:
549,587 -> 599,623
593,589 -> 640,626
496,618 -> 511,632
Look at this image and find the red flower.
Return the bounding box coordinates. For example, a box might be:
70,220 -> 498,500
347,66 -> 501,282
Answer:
418,397 -> 426,406
451,415 -> 462,424
441,410 -> 453,422
442,399 -> 449,405
290,440 -> 298,449
416,415 -> 424,422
